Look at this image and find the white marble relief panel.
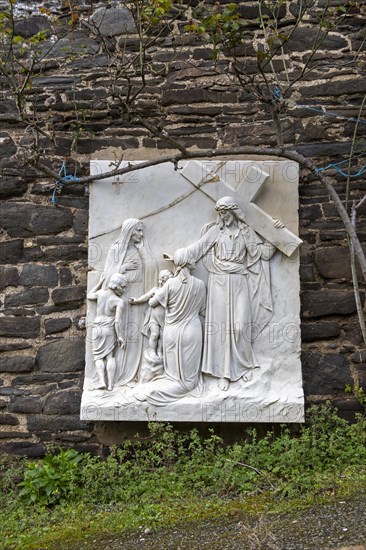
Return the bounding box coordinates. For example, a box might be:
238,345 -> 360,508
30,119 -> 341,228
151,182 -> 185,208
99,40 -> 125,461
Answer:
81,160 -> 304,422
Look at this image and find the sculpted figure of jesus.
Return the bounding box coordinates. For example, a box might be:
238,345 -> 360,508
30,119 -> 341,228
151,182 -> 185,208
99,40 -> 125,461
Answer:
184,196 -> 279,391
87,273 -> 128,391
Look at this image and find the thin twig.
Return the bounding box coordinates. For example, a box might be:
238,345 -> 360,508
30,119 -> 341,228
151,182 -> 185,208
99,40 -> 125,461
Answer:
345,94 -> 366,345
225,458 -> 275,490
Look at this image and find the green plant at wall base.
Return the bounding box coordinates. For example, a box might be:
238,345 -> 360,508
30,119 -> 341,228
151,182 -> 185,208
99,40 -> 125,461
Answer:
18,448 -> 85,506
1,405 -> 365,548
14,404 -> 366,509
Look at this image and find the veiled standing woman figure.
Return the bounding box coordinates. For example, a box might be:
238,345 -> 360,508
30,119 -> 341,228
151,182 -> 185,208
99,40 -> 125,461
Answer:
99,218 -> 157,385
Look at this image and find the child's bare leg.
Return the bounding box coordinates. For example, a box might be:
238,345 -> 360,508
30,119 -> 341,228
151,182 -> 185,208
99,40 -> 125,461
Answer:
149,324 -> 160,361
157,328 -> 163,357
106,352 -> 116,391
95,359 -> 107,389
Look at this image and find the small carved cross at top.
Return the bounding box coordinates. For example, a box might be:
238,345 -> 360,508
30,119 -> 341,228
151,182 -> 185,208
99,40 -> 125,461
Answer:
112,176 -> 121,195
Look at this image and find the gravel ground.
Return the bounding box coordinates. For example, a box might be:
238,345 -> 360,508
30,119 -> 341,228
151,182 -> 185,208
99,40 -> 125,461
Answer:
71,495 -> 366,550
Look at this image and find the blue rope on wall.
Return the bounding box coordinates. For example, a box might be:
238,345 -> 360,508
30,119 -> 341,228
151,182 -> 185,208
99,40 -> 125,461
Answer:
51,161 -> 81,205
297,104 -> 366,126
271,86 -> 366,178
314,153 -> 366,178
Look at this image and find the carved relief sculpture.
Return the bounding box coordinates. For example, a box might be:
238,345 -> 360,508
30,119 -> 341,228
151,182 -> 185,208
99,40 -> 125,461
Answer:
185,196 -> 276,391
97,218 -> 157,385
82,160 -> 304,423
134,248 -> 206,404
130,269 -> 174,362
87,273 -> 128,391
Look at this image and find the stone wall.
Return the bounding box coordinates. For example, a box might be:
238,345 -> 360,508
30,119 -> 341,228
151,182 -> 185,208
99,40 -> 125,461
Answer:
0,0 -> 365,456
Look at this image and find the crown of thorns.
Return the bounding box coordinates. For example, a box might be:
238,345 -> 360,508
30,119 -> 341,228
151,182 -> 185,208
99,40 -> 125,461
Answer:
215,202 -> 238,211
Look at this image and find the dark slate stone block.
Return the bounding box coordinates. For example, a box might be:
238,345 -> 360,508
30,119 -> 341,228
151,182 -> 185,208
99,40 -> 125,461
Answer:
12,373 -> 79,385
351,28 -> 366,52
0,387 -> 24,396
0,267 -> 19,290
301,322 -> 341,342
66,54 -> 109,70
354,363 -> 366,387
301,290 -> 361,318
75,137 -> 139,154
37,236 -> 85,245
31,206 -> 74,235
311,220 -> 347,231
36,338 -> 85,373
73,209 -> 88,235
0,432 -> 31,439
0,356 -> 35,373
58,380 -> 78,390
12,383 -> 58,397
302,78 -> 365,97
56,197 -> 88,209
51,286 -> 86,307
0,161 -> 37,178
333,396 -> 366,421
37,305 -> 75,315
44,389 -> 81,415
59,268 -> 73,286
319,230 -> 348,242
8,397 -> 44,414
0,342 -> 32,353
45,317 -> 72,335
283,28 -> 347,53
55,432 -> 92,443
65,88 -> 107,101
0,441 -> 45,457
332,397 -> 365,412
238,3 -> 286,19
14,15 -> 51,38
163,88 -> 240,107
350,350 -> 366,363
23,246 -> 44,262
302,352 -> 352,395
0,98 -> 17,121
32,182 -> 85,197
42,245 -> 87,262
2,308 -> 37,317
5,287 -> 49,307
0,132 -> 17,157
0,177 -> 28,198
19,264 -> 58,287
1,203 -> 73,237
0,240 -> 23,264
33,76 -> 81,88
0,413 -> 20,426
294,142 -> 352,158
314,246 -> 366,280
322,203 -> 341,218
27,414 -> 90,432
0,317 -> 40,339
299,204 -> 322,221
41,32 -> 99,58
300,264 -> 315,282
